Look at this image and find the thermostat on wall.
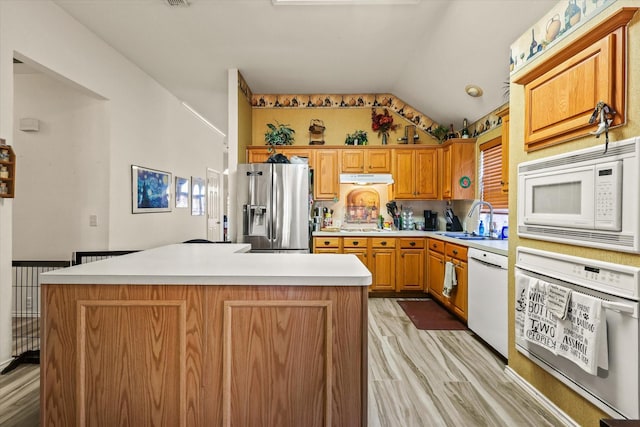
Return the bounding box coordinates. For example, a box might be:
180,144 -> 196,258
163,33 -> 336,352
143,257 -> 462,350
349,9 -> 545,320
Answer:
19,118 -> 40,132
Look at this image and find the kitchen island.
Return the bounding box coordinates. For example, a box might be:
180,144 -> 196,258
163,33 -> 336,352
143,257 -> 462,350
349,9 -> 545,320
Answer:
40,244 -> 371,427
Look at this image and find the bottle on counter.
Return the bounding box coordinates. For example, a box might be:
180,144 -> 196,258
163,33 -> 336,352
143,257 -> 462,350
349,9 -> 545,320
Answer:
478,220 -> 485,236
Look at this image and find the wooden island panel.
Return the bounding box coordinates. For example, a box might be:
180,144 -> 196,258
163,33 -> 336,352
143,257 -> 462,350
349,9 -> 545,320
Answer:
42,284 -> 367,427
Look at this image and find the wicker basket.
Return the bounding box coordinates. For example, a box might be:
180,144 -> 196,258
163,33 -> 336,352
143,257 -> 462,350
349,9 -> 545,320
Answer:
308,119 -> 325,133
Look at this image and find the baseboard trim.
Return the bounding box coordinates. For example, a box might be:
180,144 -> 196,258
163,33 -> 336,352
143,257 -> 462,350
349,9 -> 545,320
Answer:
505,366 -> 580,427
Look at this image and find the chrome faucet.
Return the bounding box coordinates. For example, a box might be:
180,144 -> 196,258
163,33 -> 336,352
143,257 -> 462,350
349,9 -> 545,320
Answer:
467,200 -> 494,237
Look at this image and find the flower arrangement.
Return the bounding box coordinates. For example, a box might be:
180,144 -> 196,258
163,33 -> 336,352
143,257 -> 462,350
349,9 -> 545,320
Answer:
371,108 -> 399,144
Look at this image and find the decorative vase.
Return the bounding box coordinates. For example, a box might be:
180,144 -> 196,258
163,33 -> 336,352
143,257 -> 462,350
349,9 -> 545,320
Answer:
381,132 -> 388,145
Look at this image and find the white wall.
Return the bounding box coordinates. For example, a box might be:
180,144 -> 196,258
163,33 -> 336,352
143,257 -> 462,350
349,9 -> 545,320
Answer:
13,71 -> 109,260
0,1 -> 226,366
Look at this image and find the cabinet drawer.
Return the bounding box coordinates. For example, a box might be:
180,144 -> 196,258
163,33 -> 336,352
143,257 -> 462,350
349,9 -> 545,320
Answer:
428,238 -> 445,253
370,238 -> 396,248
445,243 -> 467,260
343,238 -> 368,248
314,237 -> 341,248
399,238 -> 425,249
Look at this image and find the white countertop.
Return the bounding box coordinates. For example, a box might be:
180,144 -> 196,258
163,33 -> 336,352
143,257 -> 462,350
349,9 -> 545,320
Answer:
41,243 -> 372,286
313,230 -> 509,256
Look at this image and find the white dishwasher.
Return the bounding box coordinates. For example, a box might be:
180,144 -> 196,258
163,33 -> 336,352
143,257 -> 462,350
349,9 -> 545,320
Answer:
467,248 -> 508,358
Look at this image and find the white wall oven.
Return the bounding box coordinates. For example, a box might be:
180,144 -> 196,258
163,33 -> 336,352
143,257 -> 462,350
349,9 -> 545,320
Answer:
517,137 -> 640,253
515,247 -> 640,419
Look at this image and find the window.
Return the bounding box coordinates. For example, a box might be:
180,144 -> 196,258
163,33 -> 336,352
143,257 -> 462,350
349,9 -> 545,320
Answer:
479,137 -> 508,211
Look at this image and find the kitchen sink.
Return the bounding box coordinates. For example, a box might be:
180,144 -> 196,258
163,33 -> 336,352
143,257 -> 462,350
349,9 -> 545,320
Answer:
436,232 -> 492,241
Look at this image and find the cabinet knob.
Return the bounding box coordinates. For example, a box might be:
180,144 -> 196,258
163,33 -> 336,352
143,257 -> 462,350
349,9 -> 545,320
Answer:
381,241 -> 387,246
410,241 -> 416,246
453,249 -> 458,255
324,241 -> 330,246
353,241 -> 359,246
401,253 -> 405,258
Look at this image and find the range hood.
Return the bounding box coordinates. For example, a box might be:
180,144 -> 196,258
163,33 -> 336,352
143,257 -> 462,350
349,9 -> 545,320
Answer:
339,173 -> 394,185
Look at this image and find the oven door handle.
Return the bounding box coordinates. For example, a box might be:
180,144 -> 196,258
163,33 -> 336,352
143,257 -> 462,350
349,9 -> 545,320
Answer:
602,300 -> 636,315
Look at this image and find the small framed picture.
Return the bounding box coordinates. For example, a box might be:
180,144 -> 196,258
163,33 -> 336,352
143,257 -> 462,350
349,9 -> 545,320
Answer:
191,176 -> 205,216
131,165 -> 172,213
175,176 -> 190,208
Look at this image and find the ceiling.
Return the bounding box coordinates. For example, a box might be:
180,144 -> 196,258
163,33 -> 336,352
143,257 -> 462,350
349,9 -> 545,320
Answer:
52,0 -> 557,135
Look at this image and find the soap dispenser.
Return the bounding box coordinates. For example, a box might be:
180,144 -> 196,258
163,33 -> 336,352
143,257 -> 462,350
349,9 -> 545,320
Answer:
478,220 -> 485,236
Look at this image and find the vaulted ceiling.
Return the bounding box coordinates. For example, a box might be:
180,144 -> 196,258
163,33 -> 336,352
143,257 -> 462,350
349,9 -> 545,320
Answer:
52,0 -> 557,135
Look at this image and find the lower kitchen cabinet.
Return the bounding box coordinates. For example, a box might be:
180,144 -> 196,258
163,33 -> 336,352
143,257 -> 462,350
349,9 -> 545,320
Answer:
427,239 -> 445,298
343,237 -> 369,266
445,242 -> 468,321
313,237 -> 342,254
396,238 -> 425,291
427,238 -> 468,321
369,238 -> 396,291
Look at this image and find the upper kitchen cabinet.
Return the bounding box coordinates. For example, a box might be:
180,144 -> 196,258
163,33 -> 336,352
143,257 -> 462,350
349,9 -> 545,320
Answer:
314,149 -> 340,200
392,146 -> 438,200
247,146 -> 315,167
341,148 -> 391,173
441,138 -> 476,200
513,8 -> 636,152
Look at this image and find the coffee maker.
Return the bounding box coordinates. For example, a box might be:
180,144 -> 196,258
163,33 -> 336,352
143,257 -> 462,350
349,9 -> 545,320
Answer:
423,210 -> 438,231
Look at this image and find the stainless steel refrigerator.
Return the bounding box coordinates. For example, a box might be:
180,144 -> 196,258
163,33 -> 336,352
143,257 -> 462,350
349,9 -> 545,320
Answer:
237,163 -> 310,253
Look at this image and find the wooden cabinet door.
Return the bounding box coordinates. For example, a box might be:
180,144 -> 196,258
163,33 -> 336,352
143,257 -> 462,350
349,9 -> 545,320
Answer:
341,150 -> 365,173
313,237 -> 342,253
366,149 -> 391,173
343,247 -> 369,269
282,148 -> 315,168
370,248 -> 396,291
392,149 -> 415,199
450,141 -> 476,200
427,250 -> 445,302
448,258 -> 468,321
441,145 -> 452,199
314,149 -> 339,200
397,248 -> 425,291
414,148 -> 438,199
247,148 -> 271,163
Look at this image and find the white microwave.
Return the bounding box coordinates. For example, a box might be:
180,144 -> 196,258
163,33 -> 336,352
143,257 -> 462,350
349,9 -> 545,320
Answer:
518,137 -> 640,253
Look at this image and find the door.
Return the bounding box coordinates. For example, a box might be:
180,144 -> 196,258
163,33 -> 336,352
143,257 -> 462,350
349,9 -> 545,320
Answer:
236,163 -> 272,250
272,164 -> 309,251
207,168 -> 222,242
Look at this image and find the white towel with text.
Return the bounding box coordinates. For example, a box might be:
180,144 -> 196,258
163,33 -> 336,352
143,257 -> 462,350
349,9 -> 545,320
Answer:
556,292 -> 608,375
523,280 -> 557,354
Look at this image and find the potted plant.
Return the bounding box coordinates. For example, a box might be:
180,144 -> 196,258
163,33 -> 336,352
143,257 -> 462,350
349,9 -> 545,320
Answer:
264,122 -> 295,152
345,130 -> 368,146
430,124 -> 449,143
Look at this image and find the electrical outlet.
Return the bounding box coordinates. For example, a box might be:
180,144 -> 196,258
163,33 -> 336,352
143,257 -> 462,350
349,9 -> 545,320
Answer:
89,215 -> 98,227
26,296 -> 32,310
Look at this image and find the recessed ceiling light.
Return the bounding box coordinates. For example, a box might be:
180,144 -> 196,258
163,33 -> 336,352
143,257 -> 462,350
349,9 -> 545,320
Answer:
465,84 -> 483,98
273,0 -> 419,5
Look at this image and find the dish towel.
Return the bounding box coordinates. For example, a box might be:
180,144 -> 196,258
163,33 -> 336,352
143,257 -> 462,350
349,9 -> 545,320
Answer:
556,292 -> 608,375
515,272 -> 536,339
523,279 -> 557,354
545,282 -> 572,320
442,261 -> 457,298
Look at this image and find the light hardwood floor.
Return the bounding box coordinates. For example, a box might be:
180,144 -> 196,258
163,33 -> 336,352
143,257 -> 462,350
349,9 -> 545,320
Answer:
368,298 -> 568,426
0,298 -> 568,426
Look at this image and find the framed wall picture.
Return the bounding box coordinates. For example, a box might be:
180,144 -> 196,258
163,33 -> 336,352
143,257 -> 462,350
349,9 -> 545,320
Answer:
191,176 -> 205,216
175,176 -> 190,208
131,165 -> 172,213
